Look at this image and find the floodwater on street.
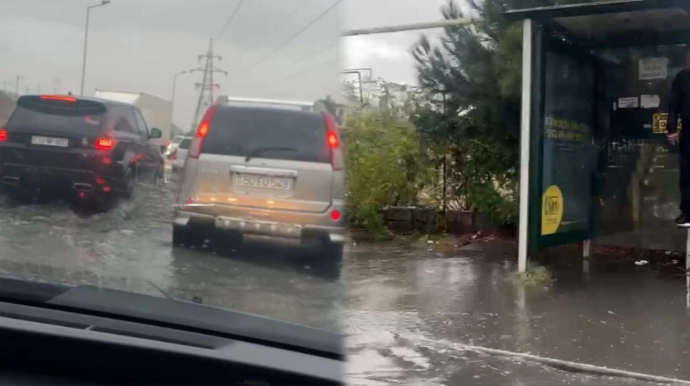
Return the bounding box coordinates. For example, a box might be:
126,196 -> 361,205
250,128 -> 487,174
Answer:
0,173 -> 689,385
0,174 -> 342,330
344,240 -> 690,385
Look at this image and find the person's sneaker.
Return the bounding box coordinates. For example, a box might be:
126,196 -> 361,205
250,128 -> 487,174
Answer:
675,213 -> 690,225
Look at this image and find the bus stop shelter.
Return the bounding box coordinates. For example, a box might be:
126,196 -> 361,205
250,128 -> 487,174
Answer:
505,0 -> 690,271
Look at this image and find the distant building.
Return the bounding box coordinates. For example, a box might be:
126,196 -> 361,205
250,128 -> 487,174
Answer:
94,89 -> 173,146
345,80 -> 420,111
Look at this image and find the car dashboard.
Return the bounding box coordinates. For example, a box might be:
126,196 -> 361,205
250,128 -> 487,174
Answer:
0,279 -> 343,386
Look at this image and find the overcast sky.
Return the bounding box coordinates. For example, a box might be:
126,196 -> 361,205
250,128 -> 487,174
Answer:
0,0 -> 461,130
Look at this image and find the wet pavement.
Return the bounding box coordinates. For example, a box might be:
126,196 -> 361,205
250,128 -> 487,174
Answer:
0,174 -> 342,330
344,240 -> 690,385
1,173 -> 690,384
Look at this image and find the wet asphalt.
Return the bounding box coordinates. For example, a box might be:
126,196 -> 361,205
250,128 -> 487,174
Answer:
0,172 -> 689,385
345,240 -> 690,385
0,174 -> 342,330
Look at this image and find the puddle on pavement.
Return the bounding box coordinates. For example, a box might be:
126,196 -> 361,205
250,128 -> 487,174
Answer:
344,241 -> 690,384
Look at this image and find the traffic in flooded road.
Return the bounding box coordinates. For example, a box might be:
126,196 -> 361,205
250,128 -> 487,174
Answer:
1,171 -> 687,385
0,173 -> 342,330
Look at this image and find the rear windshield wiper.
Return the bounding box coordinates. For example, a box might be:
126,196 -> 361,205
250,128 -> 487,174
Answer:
245,147 -> 297,162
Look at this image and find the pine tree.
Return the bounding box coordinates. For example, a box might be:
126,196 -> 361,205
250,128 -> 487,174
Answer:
412,0 -> 591,223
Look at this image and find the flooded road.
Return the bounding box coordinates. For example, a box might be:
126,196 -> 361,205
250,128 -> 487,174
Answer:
0,173 -> 689,385
344,240 -> 690,385
0,175 -> 342,330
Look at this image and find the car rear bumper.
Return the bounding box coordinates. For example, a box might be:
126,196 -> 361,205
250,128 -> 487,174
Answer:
174,206 -> 346,244
0,143 -> 118,193
0,162 -> 116,194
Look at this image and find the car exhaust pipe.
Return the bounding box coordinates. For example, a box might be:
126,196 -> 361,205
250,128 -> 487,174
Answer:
73,183 -> 93,192
2,176 -> 19,185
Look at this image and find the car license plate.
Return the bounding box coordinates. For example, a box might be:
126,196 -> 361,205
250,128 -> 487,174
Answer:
234,174 -> 291,190
31,136 -> 69,147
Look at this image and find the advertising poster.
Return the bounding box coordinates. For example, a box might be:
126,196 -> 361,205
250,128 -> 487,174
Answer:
540,52 -> 595,241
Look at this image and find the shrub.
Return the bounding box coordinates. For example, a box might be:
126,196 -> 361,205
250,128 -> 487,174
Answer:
344,110 -> 437,237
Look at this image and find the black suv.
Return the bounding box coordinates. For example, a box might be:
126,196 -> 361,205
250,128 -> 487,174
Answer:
0,95 -> 163,203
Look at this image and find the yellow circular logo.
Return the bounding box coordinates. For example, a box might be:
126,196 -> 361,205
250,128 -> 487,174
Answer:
541,185 -> 563,235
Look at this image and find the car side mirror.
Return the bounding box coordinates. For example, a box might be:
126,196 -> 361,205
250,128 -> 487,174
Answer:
150,128 -> 162,139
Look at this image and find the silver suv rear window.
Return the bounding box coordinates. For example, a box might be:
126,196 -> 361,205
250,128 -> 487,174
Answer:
202,107 -> 329,163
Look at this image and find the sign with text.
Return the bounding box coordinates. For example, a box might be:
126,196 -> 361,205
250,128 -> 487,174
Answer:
537,51 -> 595,245
639,57 -> 668,80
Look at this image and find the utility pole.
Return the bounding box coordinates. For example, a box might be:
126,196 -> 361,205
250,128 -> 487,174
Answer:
15,75 -> 23,96
189,38 -> 227,132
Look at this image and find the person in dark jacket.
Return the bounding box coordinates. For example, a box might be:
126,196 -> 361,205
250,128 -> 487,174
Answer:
668,54 -> 690,224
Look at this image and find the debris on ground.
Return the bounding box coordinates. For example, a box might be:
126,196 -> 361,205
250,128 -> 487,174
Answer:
559,243 -> 683,265
634,260 -> 649,266
514,266 -> 552,286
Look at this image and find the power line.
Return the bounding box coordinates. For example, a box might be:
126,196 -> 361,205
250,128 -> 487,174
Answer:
292,44 -> 338,69
217,0 -> 246,38
282,0 -> 313,25
262,58 -> 338,94
242,0 -> 340,74
235,54 -> 338,86
229,45 -> 337,89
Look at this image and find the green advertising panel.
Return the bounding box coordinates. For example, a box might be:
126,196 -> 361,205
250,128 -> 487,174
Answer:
537,49 -> 596,248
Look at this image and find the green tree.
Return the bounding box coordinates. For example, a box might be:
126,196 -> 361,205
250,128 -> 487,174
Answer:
412,0 -> 590,224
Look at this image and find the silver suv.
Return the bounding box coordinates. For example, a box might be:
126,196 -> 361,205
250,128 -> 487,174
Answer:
173,105 -> 346,259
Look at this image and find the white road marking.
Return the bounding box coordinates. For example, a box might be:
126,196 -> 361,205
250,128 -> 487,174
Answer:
426,337 -> 690,384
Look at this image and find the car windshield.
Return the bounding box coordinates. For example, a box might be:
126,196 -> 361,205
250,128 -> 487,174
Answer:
0,0 -> 342,344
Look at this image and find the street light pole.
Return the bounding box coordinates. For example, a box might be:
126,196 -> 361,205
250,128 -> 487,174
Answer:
341,70 -> 364,105
171,70 -> 187,107
342,18 -> 477,36
80,0 -> 111,96
171,70 -> 187,135
15,75 -> 23,96
345,68 -> 373,82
